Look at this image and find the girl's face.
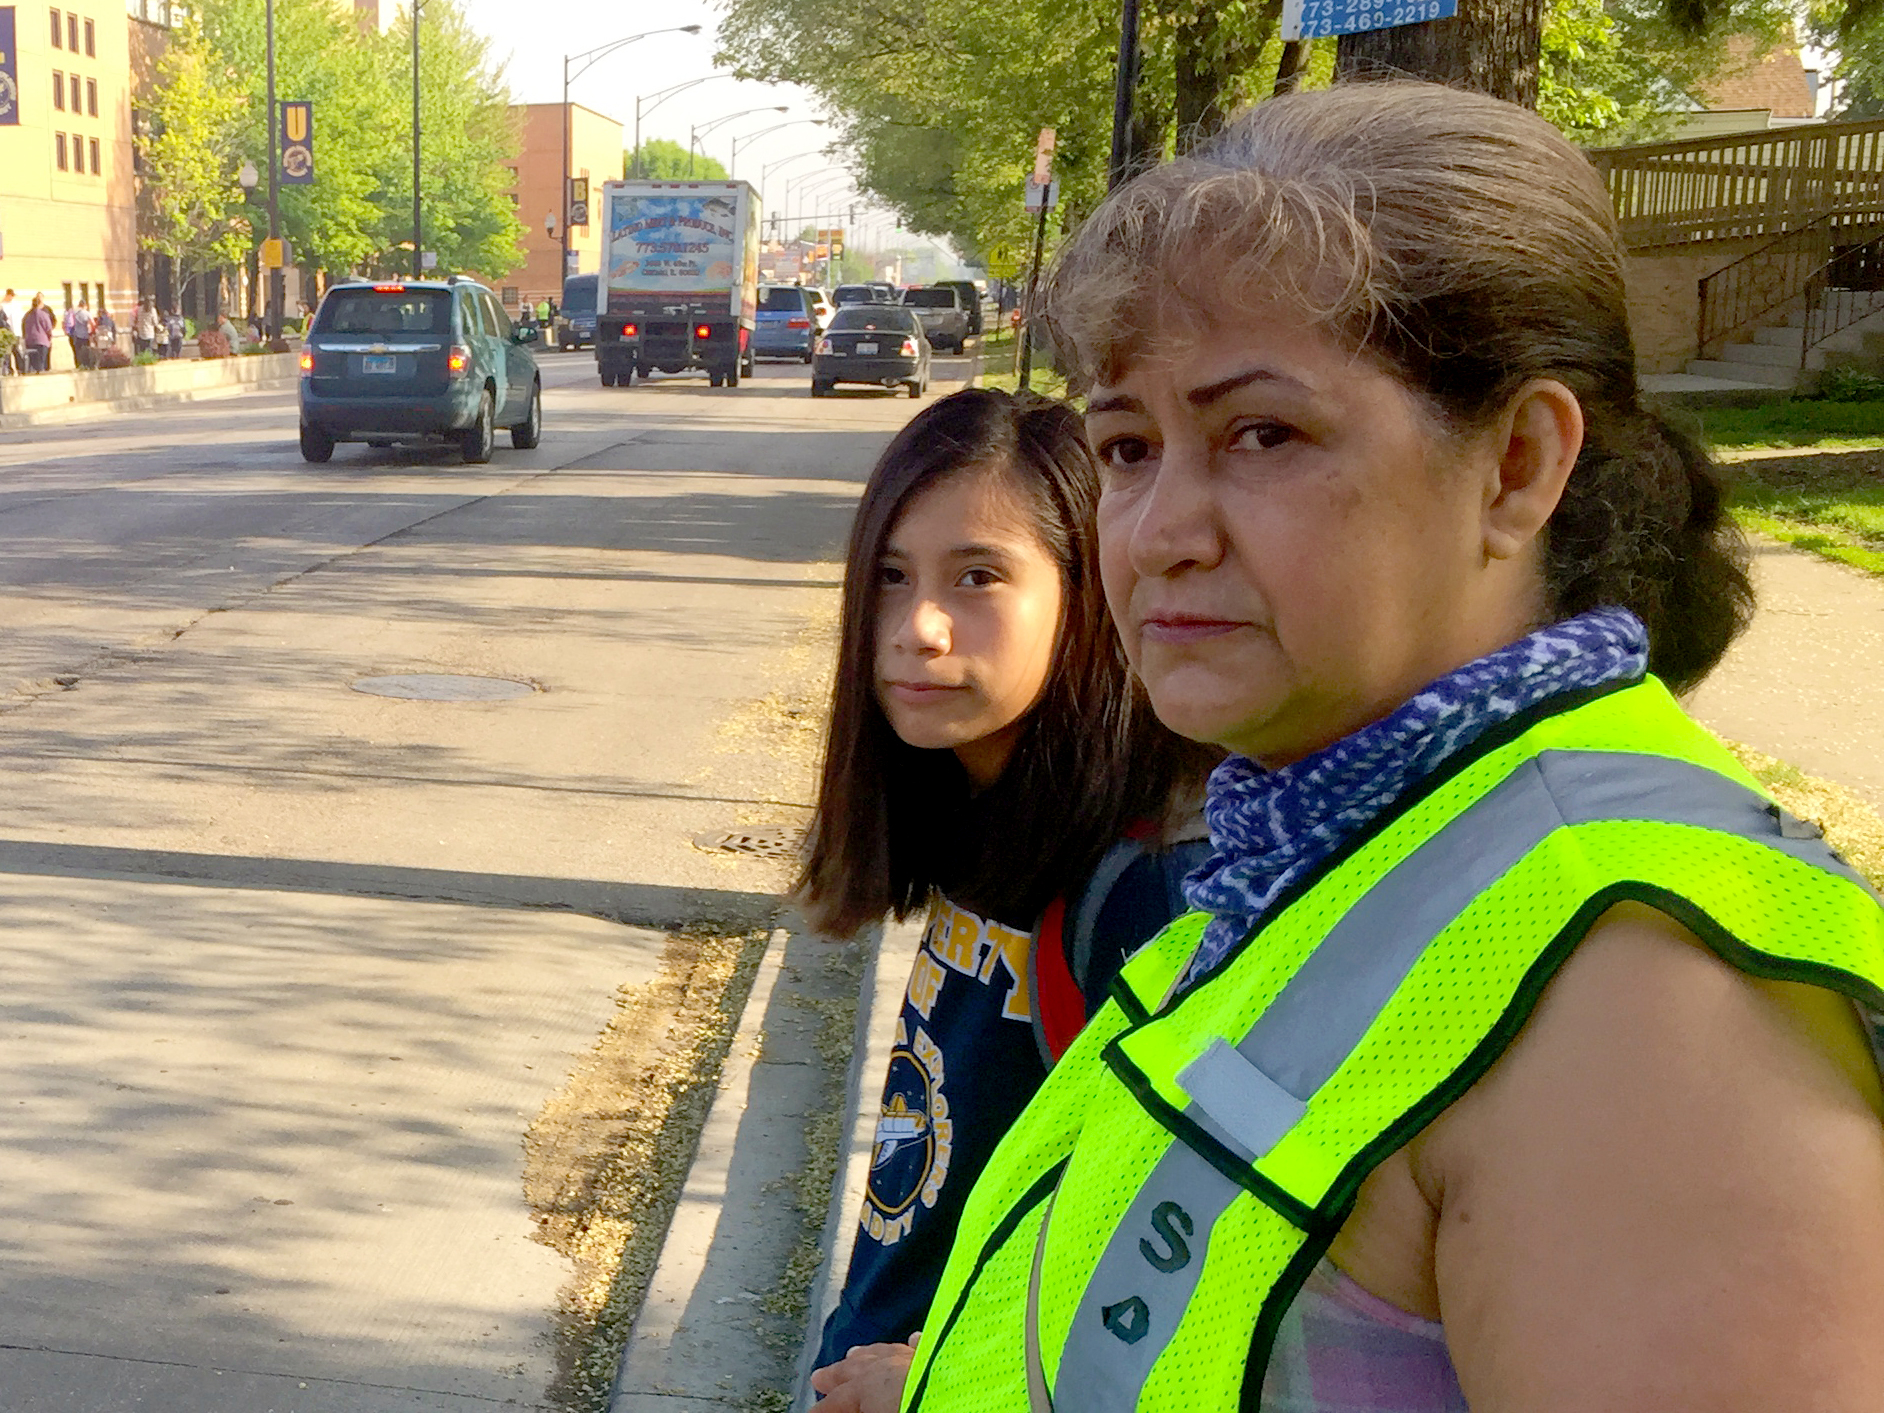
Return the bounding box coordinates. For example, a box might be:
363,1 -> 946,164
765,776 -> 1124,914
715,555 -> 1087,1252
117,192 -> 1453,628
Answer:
1087,307 -> 1546,766
874,466 -> 1066,789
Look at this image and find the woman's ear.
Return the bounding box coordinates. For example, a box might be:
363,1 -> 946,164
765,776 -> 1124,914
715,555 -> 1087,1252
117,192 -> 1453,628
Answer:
1482,379 -> 1583,562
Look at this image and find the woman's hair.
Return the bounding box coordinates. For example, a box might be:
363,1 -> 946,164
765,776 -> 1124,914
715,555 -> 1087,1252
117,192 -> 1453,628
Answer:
1042,79 -> 1752,692
798,387 -> 1212,940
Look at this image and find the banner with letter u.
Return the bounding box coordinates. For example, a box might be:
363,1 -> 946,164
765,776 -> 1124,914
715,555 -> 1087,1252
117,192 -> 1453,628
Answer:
0,9 -> 20,127
279,100 -> 313,184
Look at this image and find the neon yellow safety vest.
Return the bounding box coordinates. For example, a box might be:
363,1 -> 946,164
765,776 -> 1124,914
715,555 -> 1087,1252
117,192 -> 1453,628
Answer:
901,676 -> 1884,1412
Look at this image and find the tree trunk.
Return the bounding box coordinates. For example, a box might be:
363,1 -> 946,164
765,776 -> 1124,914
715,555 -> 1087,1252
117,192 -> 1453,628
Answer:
1334,0 -> 1542,107
1174,14 -> 1228,145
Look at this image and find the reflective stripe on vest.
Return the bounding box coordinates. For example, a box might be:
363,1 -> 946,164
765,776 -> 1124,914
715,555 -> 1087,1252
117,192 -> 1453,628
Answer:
902,679 -> 1884,1413
1049,747 -> 1870,1411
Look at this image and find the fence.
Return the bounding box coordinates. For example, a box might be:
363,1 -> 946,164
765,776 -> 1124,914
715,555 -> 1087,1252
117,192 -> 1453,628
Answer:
1588,120 -> 1884,251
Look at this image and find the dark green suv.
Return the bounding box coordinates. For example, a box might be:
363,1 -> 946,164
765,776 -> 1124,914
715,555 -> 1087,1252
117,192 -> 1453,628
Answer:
299,277 -> 543,463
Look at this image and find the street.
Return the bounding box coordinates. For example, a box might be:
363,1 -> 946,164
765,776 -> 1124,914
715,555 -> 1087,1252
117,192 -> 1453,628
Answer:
0,349 -> 973,1411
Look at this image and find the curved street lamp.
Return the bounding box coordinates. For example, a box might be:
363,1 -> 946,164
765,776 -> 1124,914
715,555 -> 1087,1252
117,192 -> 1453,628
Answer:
561,25 -> 702,280
727,117 -> 824,179
634,74 -> 736,177
688,106 -> 788,177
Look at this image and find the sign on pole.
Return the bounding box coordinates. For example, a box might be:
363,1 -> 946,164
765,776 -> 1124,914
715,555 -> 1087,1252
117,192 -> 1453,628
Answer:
1032,127 -> 1056,187
568,177 -> 589,229
0,9 -> 19,127
278,100 -> 313,184
1281,0 -> 1454,39
260,236 -> 290,269
1024,180 -> 1059,213
986,243 -> 1023,279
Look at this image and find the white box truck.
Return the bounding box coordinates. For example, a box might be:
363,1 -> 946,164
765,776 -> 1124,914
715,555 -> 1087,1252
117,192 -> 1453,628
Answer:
593,179 -> 760,388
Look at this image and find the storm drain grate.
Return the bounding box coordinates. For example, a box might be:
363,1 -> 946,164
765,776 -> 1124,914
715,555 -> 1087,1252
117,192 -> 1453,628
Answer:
692,826 -> 803,860
351,674 -> 539,702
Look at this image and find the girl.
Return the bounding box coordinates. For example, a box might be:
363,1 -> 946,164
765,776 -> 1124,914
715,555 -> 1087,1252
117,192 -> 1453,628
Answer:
800,387 -> 1215,1371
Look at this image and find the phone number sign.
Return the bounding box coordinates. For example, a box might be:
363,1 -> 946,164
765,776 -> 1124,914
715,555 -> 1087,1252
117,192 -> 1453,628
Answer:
1282,0 -> 1453,39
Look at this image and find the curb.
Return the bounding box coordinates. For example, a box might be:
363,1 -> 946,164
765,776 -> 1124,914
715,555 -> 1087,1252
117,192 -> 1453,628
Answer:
789,919 -> 924,1409
608,920 -> 914,1412
0,375 -> 299,431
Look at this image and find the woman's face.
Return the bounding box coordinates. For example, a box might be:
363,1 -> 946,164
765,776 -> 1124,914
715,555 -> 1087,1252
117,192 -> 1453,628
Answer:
1088,309 -> 1545,766
873,466 -> 1065,789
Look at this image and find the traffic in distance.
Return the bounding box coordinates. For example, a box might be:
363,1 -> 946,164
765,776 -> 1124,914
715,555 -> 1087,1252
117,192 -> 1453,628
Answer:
292,178 -> 995,460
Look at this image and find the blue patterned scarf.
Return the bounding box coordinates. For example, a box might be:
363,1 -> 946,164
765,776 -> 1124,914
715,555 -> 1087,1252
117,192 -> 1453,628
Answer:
1182,607 -> 1651,982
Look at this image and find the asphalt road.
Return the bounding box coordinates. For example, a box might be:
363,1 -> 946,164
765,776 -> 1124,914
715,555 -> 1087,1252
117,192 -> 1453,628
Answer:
0,348 -> 973,1411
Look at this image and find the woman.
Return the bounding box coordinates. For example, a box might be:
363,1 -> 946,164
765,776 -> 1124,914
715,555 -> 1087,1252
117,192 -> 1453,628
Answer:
815,82 -> 1884,1412
22,296 -> 54,374
801,388 -> 1215,1373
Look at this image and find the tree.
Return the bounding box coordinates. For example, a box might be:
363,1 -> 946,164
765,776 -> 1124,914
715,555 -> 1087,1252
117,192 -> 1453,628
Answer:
624,138 -> 729,179
137,15 -> 252,301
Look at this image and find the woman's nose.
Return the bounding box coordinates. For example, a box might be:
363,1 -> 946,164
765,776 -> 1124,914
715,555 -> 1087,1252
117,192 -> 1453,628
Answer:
1126,445 -> 1222,578
899,597 -> 952,655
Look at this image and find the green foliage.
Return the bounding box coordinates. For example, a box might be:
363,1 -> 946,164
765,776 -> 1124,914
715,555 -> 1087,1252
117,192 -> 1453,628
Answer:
625,138 -> 730,180
1816,365 -> 1884,401
133,350 -> 162,365
141,0 -> 524,284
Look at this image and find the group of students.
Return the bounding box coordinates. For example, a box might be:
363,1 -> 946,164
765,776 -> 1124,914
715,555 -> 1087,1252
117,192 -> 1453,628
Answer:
0,290 -> 191,372
792,81 -> 1884,1413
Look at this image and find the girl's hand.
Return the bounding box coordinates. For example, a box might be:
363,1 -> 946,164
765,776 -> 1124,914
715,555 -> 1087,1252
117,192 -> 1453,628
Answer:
809,1334 -> 918,1412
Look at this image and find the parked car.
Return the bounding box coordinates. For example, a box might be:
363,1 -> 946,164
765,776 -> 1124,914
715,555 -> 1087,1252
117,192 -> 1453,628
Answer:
755,284 -> 821,362
934,279 -> 984,337
812,306 -> 930,398
558,273 -> 598,350
833,283 -> 882,308
903,286 -> 970,353
298,277 -> 542,464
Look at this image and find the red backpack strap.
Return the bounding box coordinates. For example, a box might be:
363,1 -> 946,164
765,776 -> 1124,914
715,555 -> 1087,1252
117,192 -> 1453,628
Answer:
1028,895 -> 1086,1066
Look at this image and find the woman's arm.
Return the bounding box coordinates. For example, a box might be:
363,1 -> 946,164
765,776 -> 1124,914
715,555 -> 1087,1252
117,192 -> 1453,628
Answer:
1423,902 -> 1884,1410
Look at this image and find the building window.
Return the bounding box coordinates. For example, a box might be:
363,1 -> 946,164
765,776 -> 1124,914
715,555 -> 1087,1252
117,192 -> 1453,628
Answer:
93,283 -> 105,309
87,77 -> 97,116
52,70 -> 64,109
51,7 -> 61,46
84,16 -> 94,54
55,132 -> 68,170
90,138 -> 100,174
67,13 -> 78,52
61,283 -> 74,310
501,287 -> 519,307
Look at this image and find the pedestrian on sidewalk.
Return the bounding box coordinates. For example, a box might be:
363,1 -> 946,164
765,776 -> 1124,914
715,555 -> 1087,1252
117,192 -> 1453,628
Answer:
64,298 -> 95,370
818,81 -> 1884,1413
798,387 -> 1217,1377
92,304 -> 117,361
133,299 -> 158,356
0,290 -> 24,374
22,295 -> 54,374
162,308 -> 185,361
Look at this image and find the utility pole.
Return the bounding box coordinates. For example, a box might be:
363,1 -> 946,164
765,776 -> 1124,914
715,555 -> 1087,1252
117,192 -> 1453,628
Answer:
1107,0 -> 1141,189
1019,128 -> 1056,391
264,0 -> 282,336
410,0 -> 422,279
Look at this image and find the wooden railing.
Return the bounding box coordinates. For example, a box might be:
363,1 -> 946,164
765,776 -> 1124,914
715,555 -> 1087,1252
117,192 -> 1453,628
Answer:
1587,120 -> 1884,250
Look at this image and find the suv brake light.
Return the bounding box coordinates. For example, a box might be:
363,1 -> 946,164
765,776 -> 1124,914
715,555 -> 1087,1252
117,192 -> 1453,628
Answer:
787,318 -> 810,329
622,322 -> 638,338
900,338 -> 918,357
694,324 -> 712,340
298,351 -> 314,374
448,344 -> 471,377
373,284 -> 406,293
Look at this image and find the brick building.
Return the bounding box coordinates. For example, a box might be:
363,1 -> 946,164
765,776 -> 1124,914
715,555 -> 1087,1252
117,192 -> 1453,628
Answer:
503,101 -> 621,313
0,0 -> 145,367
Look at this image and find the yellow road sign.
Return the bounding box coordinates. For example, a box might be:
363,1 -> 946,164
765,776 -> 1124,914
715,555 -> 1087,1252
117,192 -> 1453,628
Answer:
987,242 -> 1022,279
260,237 -> 288,269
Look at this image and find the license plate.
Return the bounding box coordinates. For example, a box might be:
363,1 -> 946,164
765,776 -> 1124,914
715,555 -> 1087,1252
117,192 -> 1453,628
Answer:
855,342 -> 878,355
363,355 -> 397,375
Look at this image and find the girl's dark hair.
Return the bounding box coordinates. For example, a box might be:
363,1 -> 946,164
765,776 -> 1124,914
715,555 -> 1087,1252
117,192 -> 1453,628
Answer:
797,387 -> 1211,939
1042,80 -> 1752,692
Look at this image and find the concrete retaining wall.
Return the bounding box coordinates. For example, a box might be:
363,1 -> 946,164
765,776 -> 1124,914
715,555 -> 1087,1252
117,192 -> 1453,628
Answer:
0,353 -> 298,419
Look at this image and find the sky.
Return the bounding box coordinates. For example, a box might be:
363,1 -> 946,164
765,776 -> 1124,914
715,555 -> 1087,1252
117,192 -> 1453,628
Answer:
452,0 -> 917,249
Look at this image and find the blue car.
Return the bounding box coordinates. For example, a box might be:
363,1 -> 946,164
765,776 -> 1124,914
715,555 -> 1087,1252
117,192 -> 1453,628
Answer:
298,277 -> 543,464
559,274 -> 597,351
754,284 -> 819,362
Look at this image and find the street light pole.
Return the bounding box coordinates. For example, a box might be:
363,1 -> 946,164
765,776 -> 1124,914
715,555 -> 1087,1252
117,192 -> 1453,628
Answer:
562,26 -> 702,285
633,73 -> 732,178
688,106 -> 787,177
264,0 -> 282,336
411,0 -> 422,279
1107,0 -> 1141,189
728,117 -> 821,180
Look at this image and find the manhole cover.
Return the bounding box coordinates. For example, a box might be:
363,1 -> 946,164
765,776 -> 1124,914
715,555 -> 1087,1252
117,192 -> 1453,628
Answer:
692,826 -> 803,860
351,674 -> 538,702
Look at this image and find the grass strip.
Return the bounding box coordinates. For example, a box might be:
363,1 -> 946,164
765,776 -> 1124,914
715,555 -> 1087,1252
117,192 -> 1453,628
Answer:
1719,738 -> 1884,892
1716,450 -> 1884,578
1697,400 -> 1884,451
976,326 -> 1071,400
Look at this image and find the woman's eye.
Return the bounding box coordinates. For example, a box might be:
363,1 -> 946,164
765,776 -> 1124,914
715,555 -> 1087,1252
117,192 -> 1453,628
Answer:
878,564 -> 908,587
1230,420 -> 1295,451
1097,436 -> 1154,469
959,567 -> 1001,588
